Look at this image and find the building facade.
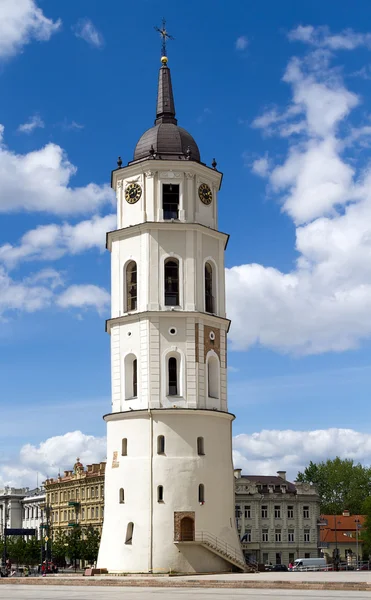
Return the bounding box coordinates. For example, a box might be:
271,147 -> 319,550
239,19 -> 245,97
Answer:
320,512 -> 365,563
234,470 -> 321,566
97,49 -> 244,574
43,459 -> 105,539
0,487 -> 45,539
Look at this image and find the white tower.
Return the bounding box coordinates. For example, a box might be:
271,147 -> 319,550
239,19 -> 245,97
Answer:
97,54 -> 244,574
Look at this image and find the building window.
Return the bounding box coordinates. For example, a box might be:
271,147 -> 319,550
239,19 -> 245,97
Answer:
198,484 -> 205,503
287,506 -> 294,519
288,529 -> 295,542
262,529 -> 269,542
157,486 -> 164,502
96,486 -> 99,498
64,492 -> 67,501
157,435 -> 165,454
68,491 -> 70,501
263,553 -> 269,564
261,505 -> 268,519
122,438 -> 128,456
168,357 -> 178,395
82,508 -> 85,520
125,522 -> 134,545
275,529 -> 281,543
164,259 -> 179,306
91,487 -> 95,499
274,505 -> 281,519
244,529 -> 251,542
95,507 -> 99,518
304,553 -> 310,558
205,262 -> 214,313
303,506 -> 310,519
244,505 -> 251,519
163,183 -> 179,220
235,505 -> 241,518
119,488 -> 125,504
125,354 -> 138,399
126,261 -> 137,311
197,437 -> 205,456
101,485 -> 104,498
207,354 -> 219,399
64,510 -> 67,521
304,529 -> 310,543
82,489 -> 85,500
51,493 -> 54,503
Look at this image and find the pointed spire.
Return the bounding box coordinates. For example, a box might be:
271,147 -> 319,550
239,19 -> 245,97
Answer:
155,58 -> 177,125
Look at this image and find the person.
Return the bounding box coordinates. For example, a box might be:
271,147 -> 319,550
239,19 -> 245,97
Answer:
288,561 -> 293,571
41,562 -> 46,577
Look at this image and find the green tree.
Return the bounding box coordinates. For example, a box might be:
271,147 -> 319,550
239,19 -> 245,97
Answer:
52,530 -> 68,566
66,527 -> 82,568
23,537 -> 41,566
297,457 -> 371,514
81,526 -> 101,565
7,537 -> 26,567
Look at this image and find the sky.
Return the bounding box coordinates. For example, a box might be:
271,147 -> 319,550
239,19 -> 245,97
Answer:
1,0 -> 371,487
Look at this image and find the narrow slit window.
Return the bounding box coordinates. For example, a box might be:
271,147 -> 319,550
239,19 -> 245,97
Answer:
157,435 -> 165,454
197,436 -> 205,456
198,484 -> 205,503
207,356 -> 219,399
119,488 -> 124,504
168,357 -> 178,396
122,438 -> 127,456
133,359 -> 137,397
157,485 -> 164,502
163,184 -> 179,220
125,522 -> 134,545
205,262 -> 214,313
126,261 -> 137,311
164,259 -> 179,306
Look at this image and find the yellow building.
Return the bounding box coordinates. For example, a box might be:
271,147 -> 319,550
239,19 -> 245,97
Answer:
44,458 -> 106,538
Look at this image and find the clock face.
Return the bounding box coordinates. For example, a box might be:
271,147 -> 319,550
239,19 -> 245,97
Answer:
125,182 -> 142,204
198,183 -> 213,205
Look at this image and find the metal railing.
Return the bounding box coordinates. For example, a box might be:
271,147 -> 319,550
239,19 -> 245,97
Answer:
194,531 -> 247,569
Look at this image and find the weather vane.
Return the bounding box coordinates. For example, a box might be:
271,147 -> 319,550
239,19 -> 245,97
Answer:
154,18 -> 174,59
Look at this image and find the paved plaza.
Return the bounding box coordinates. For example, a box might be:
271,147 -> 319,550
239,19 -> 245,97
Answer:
0,587 -> 370,600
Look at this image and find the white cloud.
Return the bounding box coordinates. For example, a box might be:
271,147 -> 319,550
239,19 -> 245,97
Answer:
0,125 -> 113,215
236,36 -> 248,51
73,18 -> 104,48
0,431 -> 106,488
233,428 -> 371,480
57,284 -> 110,314
288,25 -> 371,50
251,156 -> 270,177
230,39 -> 371,355
0,266 -> 54,316
18,114 -> 44,134
0,214 -> 116,268
0,0 -> 61,60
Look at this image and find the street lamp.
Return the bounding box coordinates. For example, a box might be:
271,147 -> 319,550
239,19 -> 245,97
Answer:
334,518 -> 341,571
355,519 -> 361,570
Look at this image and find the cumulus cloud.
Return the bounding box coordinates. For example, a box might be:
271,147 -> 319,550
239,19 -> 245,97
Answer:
0,125 -> 113,214
18,114 -> 44,134
0,214 -> 116,268
73,18 -> 104,48
251,156 -> 270,177
0,431 -> 106,488
236,36 -> 248,51
57,284 -> 110,314
233,428 -> 371,480
229,33 -> 371,355
0,0 -> 61,60
288,25 -> 371,50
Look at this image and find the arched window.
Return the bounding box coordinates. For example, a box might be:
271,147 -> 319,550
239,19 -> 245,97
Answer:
207,354 -> 220,399
168,357 -> 178,395
122,438 -> 127,456
125,354 -> 138,399
198,484 -> 205,503
157,485 -> 164,502
163,183 -> 179,220
157,435 -> 165,454
205,262 -> 214,313
197,437 -> 205,456
125,522 -> 134,545
164,259 -> 179,306
119,488 -> 124,503
126,261 -> 137,311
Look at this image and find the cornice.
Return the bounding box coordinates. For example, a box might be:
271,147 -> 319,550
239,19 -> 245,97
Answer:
106,310 -> 231,334
104,407 -> 235,423
106,221 -> 229,252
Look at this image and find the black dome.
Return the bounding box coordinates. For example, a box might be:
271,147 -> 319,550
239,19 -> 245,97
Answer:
134,123 -> 200,162
130,60 -> 201,164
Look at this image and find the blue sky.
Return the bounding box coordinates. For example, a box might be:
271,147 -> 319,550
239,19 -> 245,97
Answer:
1,0 -> 371,486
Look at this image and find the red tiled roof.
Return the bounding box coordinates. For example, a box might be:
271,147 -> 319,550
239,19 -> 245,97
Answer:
320,514 -> 365,544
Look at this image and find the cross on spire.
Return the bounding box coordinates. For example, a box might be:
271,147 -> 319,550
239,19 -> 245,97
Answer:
154,18 -> 174,59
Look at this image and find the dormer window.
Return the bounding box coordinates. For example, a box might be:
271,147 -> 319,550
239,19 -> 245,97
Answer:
163,184 -> 179,220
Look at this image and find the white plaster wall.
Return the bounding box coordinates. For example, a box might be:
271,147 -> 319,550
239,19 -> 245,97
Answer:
97,409 -> 243,573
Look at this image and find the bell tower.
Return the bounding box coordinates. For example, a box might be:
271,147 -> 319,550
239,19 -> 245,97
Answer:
97,46 -> 245,573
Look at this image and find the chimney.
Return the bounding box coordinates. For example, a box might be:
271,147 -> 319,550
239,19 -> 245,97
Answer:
234,468 -> 242,479
277,471 -> 286,480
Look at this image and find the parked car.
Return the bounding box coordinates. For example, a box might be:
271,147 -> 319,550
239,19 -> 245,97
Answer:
265,564 -> 288,572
